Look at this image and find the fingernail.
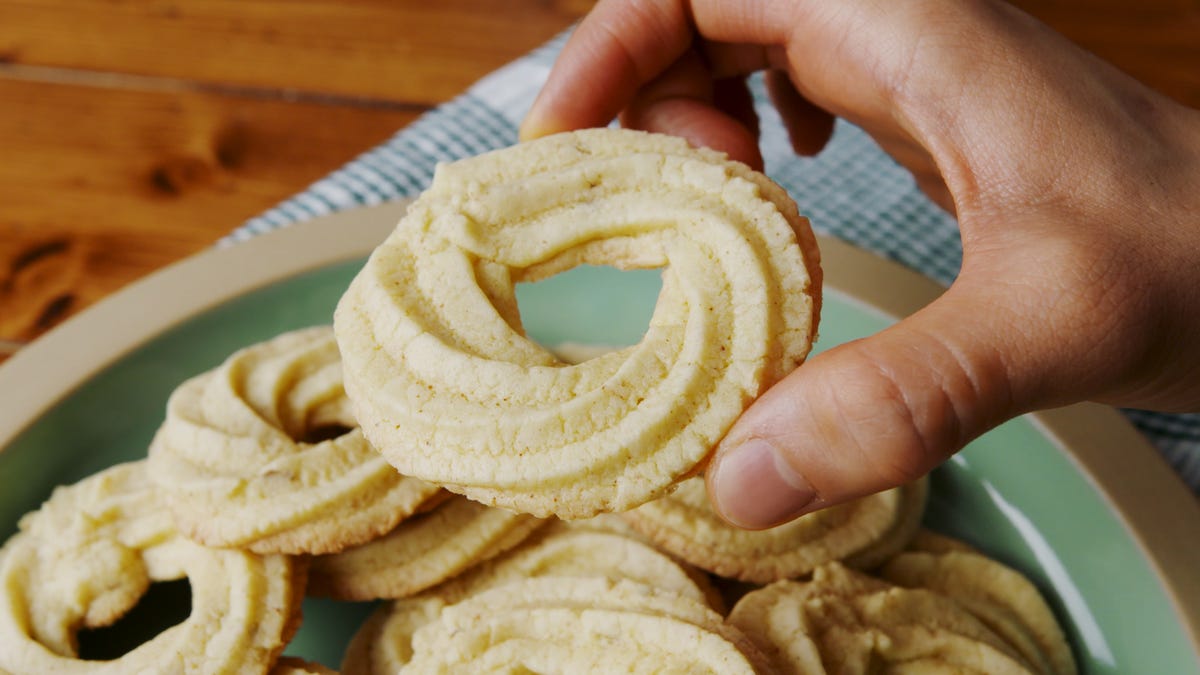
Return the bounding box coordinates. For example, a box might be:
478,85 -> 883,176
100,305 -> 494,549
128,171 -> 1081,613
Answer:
517,109 -> 553,142
517,116 -> 540,142
710,438 -> 817,529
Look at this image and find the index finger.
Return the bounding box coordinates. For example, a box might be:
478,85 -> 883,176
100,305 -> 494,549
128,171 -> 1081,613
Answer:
520,0 -> 794,139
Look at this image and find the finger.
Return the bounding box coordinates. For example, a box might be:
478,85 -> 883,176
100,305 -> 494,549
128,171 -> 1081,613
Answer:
620,52 -> 764,168
622,100 -> 765,169
704,281 -> 1014,529
861,123 -> 954,211
765,70 -> 834,156
703,236 -> 1150,529
520,0 -> 692,139
525,0 -> 1156,221
521,0 -> 791,140
713,76 -> 761,140
519,0 -> 998,211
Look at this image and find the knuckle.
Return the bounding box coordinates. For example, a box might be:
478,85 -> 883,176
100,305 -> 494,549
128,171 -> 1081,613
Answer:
813,345 -> 958,491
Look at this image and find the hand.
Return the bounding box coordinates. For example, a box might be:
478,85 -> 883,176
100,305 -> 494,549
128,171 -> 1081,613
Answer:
521,0 -> 1200,529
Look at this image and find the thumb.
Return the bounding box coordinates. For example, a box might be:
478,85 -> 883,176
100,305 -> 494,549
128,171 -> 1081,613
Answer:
706,276 -> 1030,530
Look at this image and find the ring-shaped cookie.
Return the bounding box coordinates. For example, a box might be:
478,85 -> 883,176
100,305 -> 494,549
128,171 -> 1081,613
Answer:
309,495 -> 545,600
344,578 -> 768,675
335,128 -> 821,518
0,462 -> 304,674
147,327 -> 440,554
622,476 -> 928,582
882,544 -> 1077,675
340,522 -> 723,675
433,519 -> 720,609
729,563 -> 1051,674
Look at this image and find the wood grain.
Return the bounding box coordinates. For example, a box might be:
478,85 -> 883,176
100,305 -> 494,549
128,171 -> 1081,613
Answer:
0,77 -> 419,344
0,0 -> 593,104
0,0 -> 591,359
1013,0 -> 1200,106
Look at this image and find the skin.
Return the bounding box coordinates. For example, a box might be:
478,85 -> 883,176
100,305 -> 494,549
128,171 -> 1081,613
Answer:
520,0 -> 1200,529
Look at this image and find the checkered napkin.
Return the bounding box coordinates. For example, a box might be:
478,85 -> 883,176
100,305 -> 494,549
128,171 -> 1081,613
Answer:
230,32 -> 1200,492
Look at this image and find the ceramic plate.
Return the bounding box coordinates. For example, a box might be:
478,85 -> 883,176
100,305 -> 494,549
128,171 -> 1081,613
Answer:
1,201 -> 1198,671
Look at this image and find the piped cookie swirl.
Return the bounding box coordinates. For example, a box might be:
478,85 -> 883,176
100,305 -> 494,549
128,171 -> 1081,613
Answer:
334,128 -> 822,518
147,326 -> 439,554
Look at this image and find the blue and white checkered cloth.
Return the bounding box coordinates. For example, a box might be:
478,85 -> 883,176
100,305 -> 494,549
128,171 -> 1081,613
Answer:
230,32 -> 1200,492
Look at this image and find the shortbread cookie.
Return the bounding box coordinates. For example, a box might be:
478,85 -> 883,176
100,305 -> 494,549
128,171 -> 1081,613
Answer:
147,326 -> 441,554
623,476 -> 928,582
335,128 -> 822,518
558,511 -> 644,538
728,562 -> 1049,674
347,578 -> 770,675
445,520 -> 720,608
881,545 -> 1077,675
905,527 -> 982,554
341,595 -> 446,675
309,495 -> 546,600
341,524 -> 721,675
0,462 -> 304,674
410,578 -> 771,673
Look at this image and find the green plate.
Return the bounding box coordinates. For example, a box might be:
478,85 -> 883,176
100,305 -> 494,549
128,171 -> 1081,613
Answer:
1,202 -> 1197,671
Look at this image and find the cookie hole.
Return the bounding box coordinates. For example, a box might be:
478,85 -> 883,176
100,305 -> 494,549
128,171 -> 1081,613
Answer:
77,578 -> 192,660
297,423 -> 354,444
514,265 -> 661,361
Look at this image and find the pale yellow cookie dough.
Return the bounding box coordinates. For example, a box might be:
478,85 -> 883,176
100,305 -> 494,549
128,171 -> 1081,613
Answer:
147,326 -> 440,554
309,495 -> 546,601
882,546 -> 1077,675
340,522 -> 722,675
728,562 -> 1052,674
334,128 -> 821,518
623,475 -> 927,582
0,462 -> 304,675
349,578 -> 769,675
440,519 -> 720,608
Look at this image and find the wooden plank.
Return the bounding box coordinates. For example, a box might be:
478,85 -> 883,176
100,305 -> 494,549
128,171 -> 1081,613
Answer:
1012,0 -> 1200,106
0,77 -> 419,344
1,1 -> 1195,105
0,0 -> 594,105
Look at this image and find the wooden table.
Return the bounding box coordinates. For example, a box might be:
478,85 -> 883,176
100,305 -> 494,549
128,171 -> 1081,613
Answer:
2,0 -> 1198,363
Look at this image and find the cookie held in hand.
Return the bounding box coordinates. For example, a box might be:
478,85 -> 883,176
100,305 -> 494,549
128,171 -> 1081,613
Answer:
335,128 -> 822,518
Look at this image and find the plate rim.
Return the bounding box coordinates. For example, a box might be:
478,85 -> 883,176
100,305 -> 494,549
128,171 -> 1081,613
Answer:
822,234 -> 1200,660
2,200 -> 1198,661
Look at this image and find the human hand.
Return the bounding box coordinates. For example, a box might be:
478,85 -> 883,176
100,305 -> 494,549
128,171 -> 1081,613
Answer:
521,0 -> 1200,529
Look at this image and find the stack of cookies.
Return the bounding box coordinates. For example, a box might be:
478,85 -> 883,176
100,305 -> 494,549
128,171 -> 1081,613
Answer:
0,130 -> 1076,674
